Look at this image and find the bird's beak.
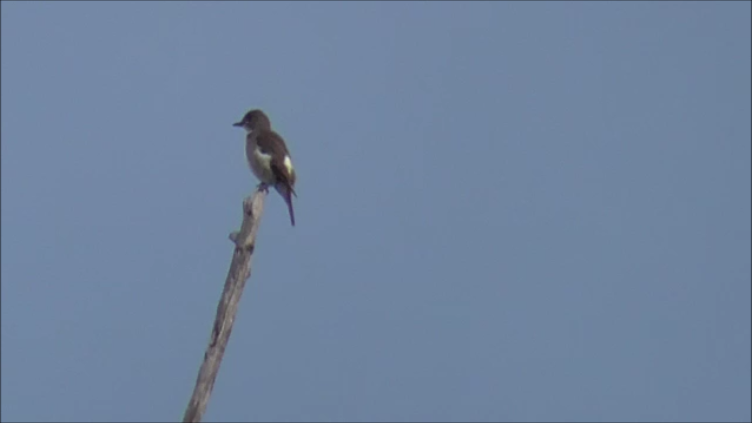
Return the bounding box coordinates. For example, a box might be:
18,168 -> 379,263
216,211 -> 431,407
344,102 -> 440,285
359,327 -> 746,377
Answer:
232,121 -> 243,127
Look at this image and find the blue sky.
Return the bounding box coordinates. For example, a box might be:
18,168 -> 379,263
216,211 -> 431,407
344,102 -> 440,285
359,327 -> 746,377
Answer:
2,2 -> 750,422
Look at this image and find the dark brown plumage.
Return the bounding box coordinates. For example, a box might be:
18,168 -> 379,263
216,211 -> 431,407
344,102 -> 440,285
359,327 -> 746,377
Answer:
233,109 -> 297,226
258,129 -> 297,226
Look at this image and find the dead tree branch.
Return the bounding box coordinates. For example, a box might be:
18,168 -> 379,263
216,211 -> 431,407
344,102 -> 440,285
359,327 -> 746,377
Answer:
183,187 -> 267,423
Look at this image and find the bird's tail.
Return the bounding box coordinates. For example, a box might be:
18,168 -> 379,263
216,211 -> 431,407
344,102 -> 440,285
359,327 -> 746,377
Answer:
276,184 -> 296,227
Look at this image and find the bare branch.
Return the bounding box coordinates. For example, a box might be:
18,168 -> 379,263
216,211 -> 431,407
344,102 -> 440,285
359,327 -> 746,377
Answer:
183,187 -> 267,423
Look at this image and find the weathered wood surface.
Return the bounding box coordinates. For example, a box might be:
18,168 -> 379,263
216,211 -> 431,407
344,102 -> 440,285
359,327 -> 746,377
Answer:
183,188 -> 267,423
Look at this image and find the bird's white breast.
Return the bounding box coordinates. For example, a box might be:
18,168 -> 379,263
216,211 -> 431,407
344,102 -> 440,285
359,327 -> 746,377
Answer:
245,135 -> 274,183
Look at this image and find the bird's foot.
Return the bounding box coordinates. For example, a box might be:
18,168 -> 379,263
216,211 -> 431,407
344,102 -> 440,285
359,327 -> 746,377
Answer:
257,182 -> 270,193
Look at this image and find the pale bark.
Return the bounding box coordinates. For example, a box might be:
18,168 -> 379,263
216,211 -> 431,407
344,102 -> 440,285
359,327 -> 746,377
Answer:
183,187 -> 267,423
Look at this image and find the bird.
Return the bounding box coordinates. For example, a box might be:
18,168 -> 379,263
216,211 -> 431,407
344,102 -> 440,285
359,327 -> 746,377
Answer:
233,109 -> 297,226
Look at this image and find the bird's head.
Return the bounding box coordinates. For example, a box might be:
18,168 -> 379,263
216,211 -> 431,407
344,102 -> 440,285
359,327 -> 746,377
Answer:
233,109 -> 272,133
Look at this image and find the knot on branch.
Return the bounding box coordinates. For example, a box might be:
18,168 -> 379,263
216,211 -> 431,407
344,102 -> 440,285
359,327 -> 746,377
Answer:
229,188 -> 267,250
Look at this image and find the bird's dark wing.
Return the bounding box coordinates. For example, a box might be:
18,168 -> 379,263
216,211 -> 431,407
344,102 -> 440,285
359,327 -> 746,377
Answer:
256,129 -> 290,157
256,129 -> 296,195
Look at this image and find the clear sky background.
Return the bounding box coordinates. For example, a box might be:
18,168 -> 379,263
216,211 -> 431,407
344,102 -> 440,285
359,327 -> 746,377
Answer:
2,2 -> 750,422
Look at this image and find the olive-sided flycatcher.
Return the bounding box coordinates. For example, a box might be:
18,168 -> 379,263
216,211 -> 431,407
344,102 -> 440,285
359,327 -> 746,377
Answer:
233,109 -> 297,226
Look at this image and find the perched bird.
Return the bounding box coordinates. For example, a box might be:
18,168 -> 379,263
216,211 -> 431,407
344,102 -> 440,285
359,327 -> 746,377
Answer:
233,109 -> 297,226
